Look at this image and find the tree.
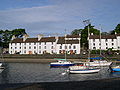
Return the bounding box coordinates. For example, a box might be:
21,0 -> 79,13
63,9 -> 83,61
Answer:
71,24 -> 100,48
71,29 -> 82,35
109,24 -> 120,35
0,29 -> 27,48
114,24 -> 120,34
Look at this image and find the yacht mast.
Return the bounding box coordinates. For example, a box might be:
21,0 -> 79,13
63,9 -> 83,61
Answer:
83,20 -> 91,61
65,29 -> 67,60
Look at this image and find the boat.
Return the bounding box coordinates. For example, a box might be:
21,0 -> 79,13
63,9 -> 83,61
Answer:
109,61 -> 120,72
68,61 -> 100,74
69,67 -> 100,74
110,65 -> 120,72
0,52 -> 5,73
50,58 -> 74,67
0,63 -> 2,67
68,20 -> 100,74
86,57 -> 112,66
50,33 -> 74,67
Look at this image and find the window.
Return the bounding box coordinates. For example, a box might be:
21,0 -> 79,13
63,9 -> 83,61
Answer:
112,43 -> 114,46
34,51 -> 36,54
29,43 -> 31,45
106,47 -> 108,49
74,50 -> 76,53
34,46 -> 36,49
24,47 -> 26,49
60,46 -> 62,49
39,46 -> 41,49
24,50 -> 26,53
15,47 -> 17,49
65,46 -> 67,49
44,46 -> 46,49
34,43 -> 36,45
39,51 -> 41,53
93,43 -> 95,46
29,47 -> 31,49
73,46 -> 76,49
51,46 -> 53,49
51,50 -> 53,53
69,46 -> 71,49
20,47 -> 21,49
59,50 -> 61,53
106,43 -> 108,46
105,39 -> 108,42
112,39 -> 114,42
93,39 -> 95,42
39,42 -> 41,45
45,42 -> 46,45
93,47 -> 96,49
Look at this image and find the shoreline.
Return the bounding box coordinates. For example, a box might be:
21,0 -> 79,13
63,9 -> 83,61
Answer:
0,58 -> 83,63
2,77 -> 120,90
0,58 -> 120,63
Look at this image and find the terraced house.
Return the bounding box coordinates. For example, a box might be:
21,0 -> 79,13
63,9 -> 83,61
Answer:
89,33 -> 120,50
9,34 -> 81,54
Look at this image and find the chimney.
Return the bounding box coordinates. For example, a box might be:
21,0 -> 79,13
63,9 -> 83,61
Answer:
23,34 -> 29,41
38,34 -> 43,41
11,35 -> 16,40
91,33 -> 94,35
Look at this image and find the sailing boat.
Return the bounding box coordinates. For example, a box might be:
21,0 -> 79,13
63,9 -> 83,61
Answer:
0,47 -> 3,67
0,50 -> 5,73
50,34 -> 74,67
110,60 -> 120,72
86,26 -> 112,67
68,20 -> 100,74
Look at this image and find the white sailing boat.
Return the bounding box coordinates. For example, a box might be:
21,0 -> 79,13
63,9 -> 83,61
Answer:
68,20 -> 100,74
87,25 -> 112,67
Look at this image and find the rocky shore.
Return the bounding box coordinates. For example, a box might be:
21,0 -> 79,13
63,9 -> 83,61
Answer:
1,77 -> 120,90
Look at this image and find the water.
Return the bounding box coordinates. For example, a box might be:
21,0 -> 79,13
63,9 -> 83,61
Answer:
0,63 -> 120,84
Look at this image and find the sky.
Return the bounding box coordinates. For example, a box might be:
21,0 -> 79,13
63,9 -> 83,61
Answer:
0,0 -> 120,37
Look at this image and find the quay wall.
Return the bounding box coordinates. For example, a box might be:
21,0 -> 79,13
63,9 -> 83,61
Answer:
0,54 -> 120,63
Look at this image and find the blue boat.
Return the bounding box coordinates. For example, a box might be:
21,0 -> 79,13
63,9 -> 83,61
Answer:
110,66 -> 120,72
50,58 -> 74,67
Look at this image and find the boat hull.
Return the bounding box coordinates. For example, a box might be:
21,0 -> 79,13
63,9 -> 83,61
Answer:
69,68 -> 100,74
110,66 -> 120,72
50,63 -> 74,67
86,62 -> 112,66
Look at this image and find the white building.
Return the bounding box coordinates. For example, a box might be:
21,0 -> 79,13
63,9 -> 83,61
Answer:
89,34 -> 120,50
9,34 -> 81,54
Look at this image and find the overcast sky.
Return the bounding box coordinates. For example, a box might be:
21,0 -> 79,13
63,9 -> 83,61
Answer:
0,0 -> 120,37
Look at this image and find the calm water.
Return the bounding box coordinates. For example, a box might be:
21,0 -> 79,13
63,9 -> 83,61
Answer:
0,63 -> 120,84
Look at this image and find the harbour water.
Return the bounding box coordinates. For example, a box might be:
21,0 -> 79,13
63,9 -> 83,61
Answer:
0,63 -> 120,84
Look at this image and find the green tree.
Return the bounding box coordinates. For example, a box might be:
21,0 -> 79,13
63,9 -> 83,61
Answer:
71,24 -> 100,48
114,24 -> 120,34
0,29 -> 27,48
71,29 -> 82,35
110,24 -> 120,35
